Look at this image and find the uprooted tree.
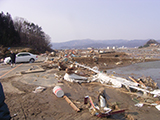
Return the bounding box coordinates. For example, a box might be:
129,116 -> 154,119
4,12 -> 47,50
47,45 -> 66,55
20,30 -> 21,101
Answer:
0,12 -> 53,53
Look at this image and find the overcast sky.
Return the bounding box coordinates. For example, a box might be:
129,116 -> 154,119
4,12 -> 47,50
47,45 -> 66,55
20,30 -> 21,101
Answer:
0,0 -> 160,43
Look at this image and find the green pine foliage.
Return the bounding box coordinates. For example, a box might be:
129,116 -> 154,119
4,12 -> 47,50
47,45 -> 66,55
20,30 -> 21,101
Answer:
0,12 -> 20,46
0,12 -> 52,53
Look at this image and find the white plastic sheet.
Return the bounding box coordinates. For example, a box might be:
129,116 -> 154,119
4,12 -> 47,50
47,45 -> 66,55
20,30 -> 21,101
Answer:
135,103 -> 143,107
74,63 -> 160,97
155,104 -> 160,111
64,73 -> 88,83
97,73 -> 139,88
150,89 -> 160,97
33,86 -> 46,93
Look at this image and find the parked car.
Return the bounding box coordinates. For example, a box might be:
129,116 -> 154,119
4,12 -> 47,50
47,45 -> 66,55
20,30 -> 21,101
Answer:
4,52 -> 38,64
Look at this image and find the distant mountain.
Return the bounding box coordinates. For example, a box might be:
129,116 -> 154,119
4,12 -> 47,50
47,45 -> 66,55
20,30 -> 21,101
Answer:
145,39 -> 160,45
51,39 -> 160,49
139,39 -> 160,48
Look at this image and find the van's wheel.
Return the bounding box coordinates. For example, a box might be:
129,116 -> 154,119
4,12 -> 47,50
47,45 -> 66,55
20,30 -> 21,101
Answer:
29,58 -> 35,63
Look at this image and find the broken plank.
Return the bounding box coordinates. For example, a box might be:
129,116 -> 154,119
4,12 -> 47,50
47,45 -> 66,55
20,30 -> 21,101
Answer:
129,76 -> 138,83
139,81 -> 146,87
21,69 -> 45,74
96,109 -> 126,118
63,95 -> 80,112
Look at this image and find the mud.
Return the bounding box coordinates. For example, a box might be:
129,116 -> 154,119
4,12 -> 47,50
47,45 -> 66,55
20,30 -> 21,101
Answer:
2,75 -> 160,120
1,52 -> 160,120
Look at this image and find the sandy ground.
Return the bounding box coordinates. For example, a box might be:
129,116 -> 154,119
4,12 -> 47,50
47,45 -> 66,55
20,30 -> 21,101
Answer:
1,52 -> 160,120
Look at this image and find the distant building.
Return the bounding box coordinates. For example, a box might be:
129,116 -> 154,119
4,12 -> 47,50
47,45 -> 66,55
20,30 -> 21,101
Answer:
150,43 -> 157,47
87,47 -> 94,50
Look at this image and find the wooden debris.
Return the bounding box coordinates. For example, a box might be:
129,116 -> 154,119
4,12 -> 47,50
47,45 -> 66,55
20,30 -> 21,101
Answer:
58,62 -> 67,71
129,76 -> 150,88
21,66 -> 45,74
115,61 -> 123,65
63,95 -> 80,112
88,97 -> 96,111
21,69 -> 45,74
139,81 -> 146,87
129,76 -> 138,83
97,109 -> 126,118
155,101 -> 160,105
140,76 -> 158,89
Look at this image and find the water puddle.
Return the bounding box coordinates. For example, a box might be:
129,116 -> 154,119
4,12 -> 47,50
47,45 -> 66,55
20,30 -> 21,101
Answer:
107,61 -> 160,87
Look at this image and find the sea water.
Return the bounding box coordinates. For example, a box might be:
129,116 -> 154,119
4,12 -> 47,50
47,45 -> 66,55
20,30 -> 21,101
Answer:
107,61 -> 160,88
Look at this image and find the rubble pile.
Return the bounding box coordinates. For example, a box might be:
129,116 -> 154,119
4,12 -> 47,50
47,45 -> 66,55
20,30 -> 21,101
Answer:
39,49 -> 160,119
138,76 -> 159,89
42,49 -> 160,92
85,90 -> 126,118
8,49 -> 158,119
1,46 -> 160,119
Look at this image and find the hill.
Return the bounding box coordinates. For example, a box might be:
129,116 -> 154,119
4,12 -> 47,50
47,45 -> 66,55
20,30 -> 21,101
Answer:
52,39 -> 160,49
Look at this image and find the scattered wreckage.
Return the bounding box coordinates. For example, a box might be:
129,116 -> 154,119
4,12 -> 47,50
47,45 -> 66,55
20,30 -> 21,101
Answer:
76,63 -> 160,111
57,61 -> 160,110
23,53 -> 160,118
52,85 -> 126,118
44,59 -> 159,118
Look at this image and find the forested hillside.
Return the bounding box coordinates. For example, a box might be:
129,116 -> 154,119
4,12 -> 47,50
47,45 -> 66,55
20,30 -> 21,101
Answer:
0,12 -> 52,53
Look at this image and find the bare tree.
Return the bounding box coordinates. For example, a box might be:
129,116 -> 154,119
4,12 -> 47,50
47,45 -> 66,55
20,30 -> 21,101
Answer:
13,17 -> 52,52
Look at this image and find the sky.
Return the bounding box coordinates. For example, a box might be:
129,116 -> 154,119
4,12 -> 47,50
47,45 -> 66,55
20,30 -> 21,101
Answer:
0,0 -> 160,43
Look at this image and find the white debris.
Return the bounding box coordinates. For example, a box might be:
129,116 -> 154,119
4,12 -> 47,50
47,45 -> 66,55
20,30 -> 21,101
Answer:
74,63 -> 160,98
100,95 -> 106,108
150,89 -> 160,97
103,107 -> 112,114
33,86 -> 46,93
64,73 -> 88,83
97,73 -> 139,88
135,103 -> 143,107
155,104 -> 160,111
